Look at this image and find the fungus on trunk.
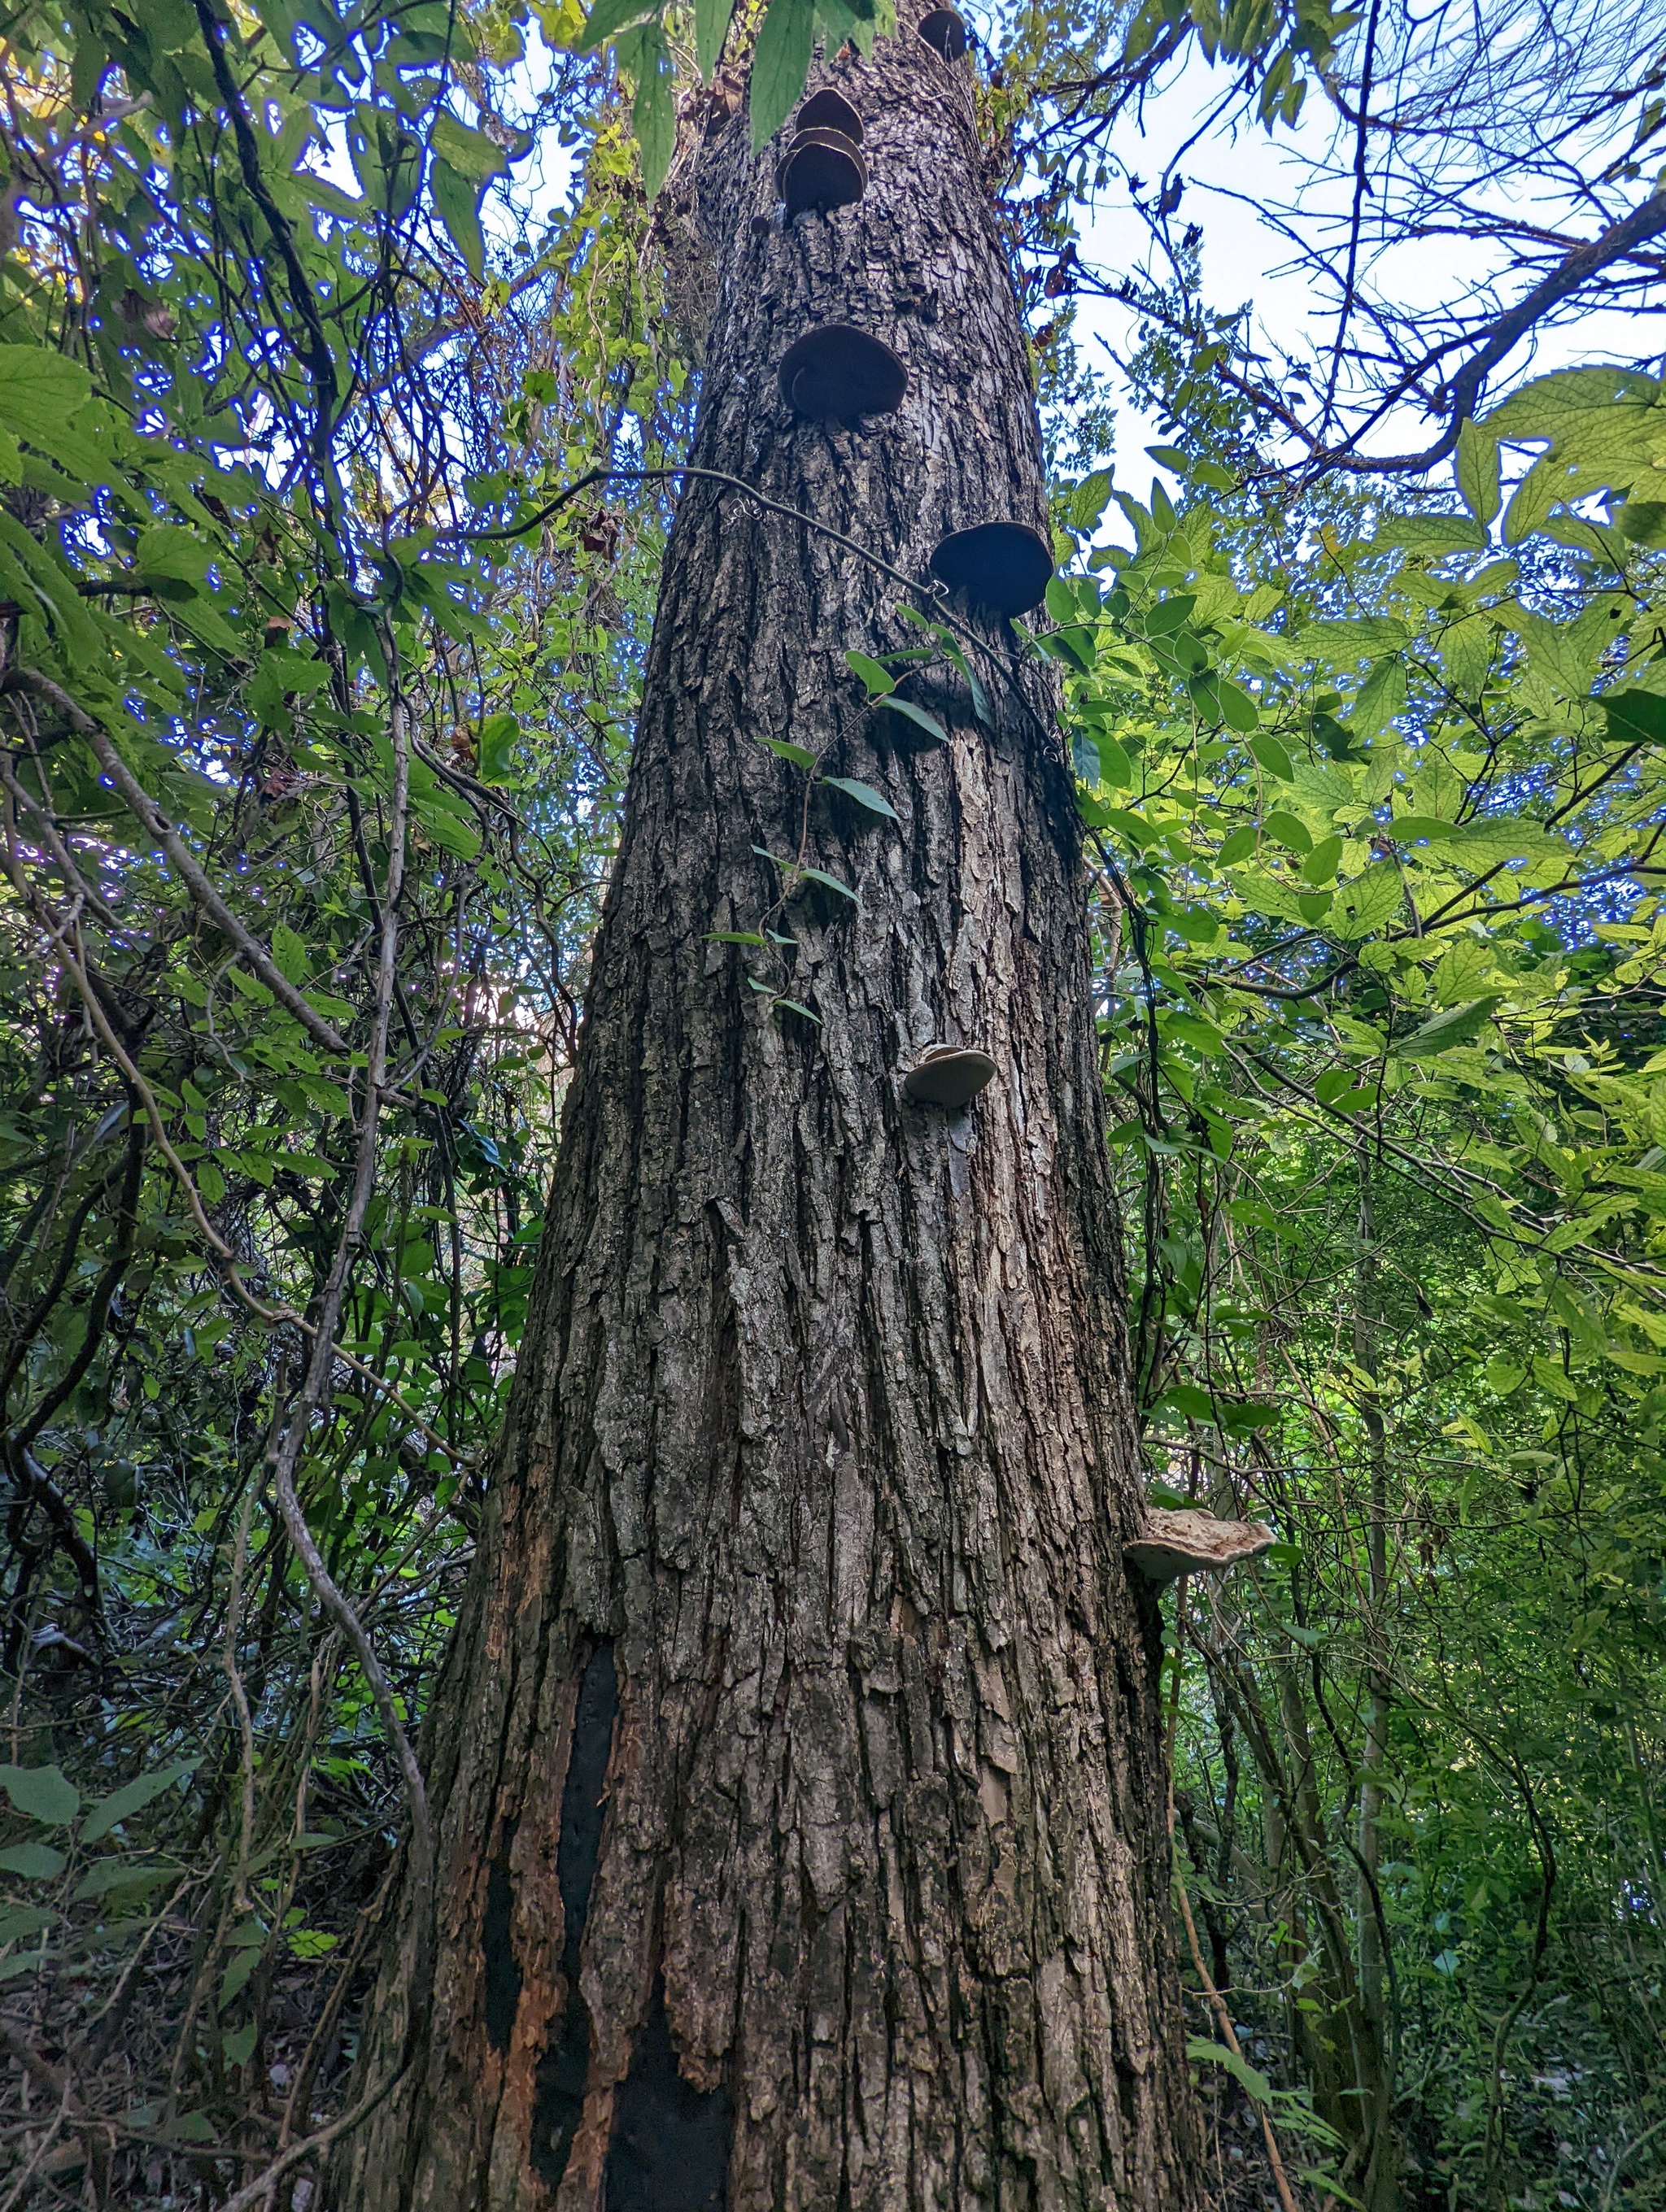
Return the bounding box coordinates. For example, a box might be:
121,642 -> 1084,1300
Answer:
1123,1508 -> 1276,1588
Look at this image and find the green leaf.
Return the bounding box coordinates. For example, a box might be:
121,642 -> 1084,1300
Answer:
1217,825 -> 1257,865
271,923 -> 309,986
1603,689 -> 1666,748
0,1844 -> 66,1879
1261,811 -> 1311,856
0,1906 -> 56,1944
430,113 -> 508,181
822,775 -> 898,821
0,1766 -> 79,1827
225,2022 -> 259,2067
618,20 -> 675,196
1068,468 -> 1115,533
878,697 -> 949,742
763,737 -> 818,769
571,0 -> 658,50
695,0 -> 735,74
796,864 -> 858,902
1376,514 -> 1486,558
844,650 -> 896,697
1301,834 -> 1343,885
1451,420 -> 1504,529
0,347 -> 111,484
751,0 -> 815,146
477,711 -> 521,784
1389,995 -> 1502,1060
73,1859 -> 177,1901
704,931 -> 766,944
1354,653 -> 1407,735
80,1758 -> 200,1844
1247,732 -> 1293,781
430,157 -> 486,277
1328,863 -> 1405,941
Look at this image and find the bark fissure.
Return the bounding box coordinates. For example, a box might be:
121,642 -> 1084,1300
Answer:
342,29 -> 1203,2211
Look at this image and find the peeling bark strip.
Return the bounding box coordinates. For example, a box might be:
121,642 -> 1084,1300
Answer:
341,26 -> 1205,2212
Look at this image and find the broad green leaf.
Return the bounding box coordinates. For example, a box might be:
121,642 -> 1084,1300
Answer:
271,924 -> 309,985
0,1844 -> 65,1879
431,113 -> 508,181
73,1859 -> 178,1900
1376,514 -> 1485,559
1353,653 -> 1407,735
431,157 -> 486,277
618,21 -> 675,196
1246,732 -> 1293,780
1604,689 -> 1666,747
0,347 -> 111,483
1262,811 -> 1311,856
1328,863 -> 1405,941
1296,616 -> 1410,660
0,1766 -> 79,1827
879,696 -> 949,742
751,0 -> 815,147
845,650 -> 896,696
0,1906 -> 55,1944
477,711 -> 521,784
763,736 -> 818,768
570,0 -> 657,50
1455,418 -> 1501,526
695,0 -> 735,73
822,774 -> 899,821
1390,995 -> 1502,1060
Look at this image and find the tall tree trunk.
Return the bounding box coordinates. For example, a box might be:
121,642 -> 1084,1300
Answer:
340,28 -> 1202,2210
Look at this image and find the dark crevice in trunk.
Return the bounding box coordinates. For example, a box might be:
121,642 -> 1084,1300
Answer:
483,1825 -> 521,2053
531,1640 -> 619,2183
604,1977 -> 731,2212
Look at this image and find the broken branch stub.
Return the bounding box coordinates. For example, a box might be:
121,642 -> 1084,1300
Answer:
1124,1509 -> 1275,1588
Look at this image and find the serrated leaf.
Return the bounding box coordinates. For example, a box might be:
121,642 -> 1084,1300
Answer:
0,1766 -> 79,1827
0,346 -> 112,485
821,775 -> 898,821
750,0 -> 815,146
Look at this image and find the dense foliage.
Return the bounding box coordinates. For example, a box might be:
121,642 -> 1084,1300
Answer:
0,0 -> 1660,2202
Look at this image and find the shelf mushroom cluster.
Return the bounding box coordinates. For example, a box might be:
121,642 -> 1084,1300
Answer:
770,18 -> 1058,1124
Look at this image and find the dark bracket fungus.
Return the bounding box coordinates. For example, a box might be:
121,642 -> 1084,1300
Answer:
917,8 -> 970,59
793,88 -> 865,144
778,127 -> 868,217
778,324 -> 908,420
929,520 -> 1054,617
1123,1509 -> 1276,1589
903,1043 -> 998,1109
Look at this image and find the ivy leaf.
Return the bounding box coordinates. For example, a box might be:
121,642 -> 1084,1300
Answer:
0,1766 -> 80,1827
751,0 -> 815,147
822,775 -> 898,821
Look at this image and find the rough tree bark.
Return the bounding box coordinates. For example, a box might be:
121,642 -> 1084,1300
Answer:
340,24 -> 1203,2210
